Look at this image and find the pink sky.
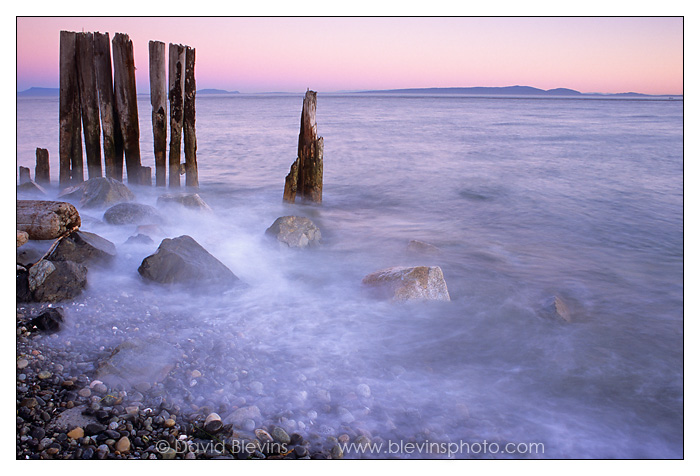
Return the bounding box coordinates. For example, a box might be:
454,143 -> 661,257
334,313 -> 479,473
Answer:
16,17 -> 683,95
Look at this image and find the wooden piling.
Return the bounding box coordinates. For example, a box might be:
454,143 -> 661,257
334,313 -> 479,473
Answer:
59,31 -> 83,187
76,32 -> 102,179
94,32 -> 122,181
149,40 -> 168,187
184,46 -> 198,188
168,43 -> 186,188
284,90 -> 324,203
19,167 -> 31,185
112,33 -> 143,185
35,148 -> 50,184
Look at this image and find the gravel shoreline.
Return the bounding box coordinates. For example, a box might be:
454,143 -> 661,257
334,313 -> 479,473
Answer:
16,304 -> 348,460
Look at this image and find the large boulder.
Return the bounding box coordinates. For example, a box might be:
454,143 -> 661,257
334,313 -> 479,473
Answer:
17,200 -> 81,240
58,177 -> 135,208
25,259 -> 88,302
265,216 -> 321,248
138,235 -> 239,287
103,202 -> 162,225
48,230 -> 116,265
157,193 -> 212,211
362,266 -> 451,302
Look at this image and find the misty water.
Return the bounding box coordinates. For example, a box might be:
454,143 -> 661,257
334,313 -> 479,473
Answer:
16,93 -> 683,458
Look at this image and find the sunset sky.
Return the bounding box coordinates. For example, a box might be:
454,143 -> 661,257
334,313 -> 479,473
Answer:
15,16 -> 683,95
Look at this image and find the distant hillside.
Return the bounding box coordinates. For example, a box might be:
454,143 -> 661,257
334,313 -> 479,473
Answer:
18,87 -> 59,96
360,86 -> 586,96
197,89 -> 240,95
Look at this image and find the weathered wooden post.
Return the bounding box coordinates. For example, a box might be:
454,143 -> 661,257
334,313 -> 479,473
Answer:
284,90 -> 324,203
168,43 -> 185,188
94,32 -> 122,181
184,46 -> 198,188
149,40 -> 168,187
112,33 -> 143,185
76,32 -> 102,179
19,167 -> 31,184
35,148 -> 50,184
59,31 -> 82,186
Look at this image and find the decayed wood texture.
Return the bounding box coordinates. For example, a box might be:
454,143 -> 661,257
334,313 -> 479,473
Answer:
284,90 -> 324,203
94,32 -> 123,181
59,31 -> 83,187
149,40 -> 168,187
19,167 -> 31,184
112,33 -> 143,185
76,32 -> 102,179
35,148 -> 50,184
17,200 -> 82,240
168,43 -> 186,188
183,46 -> 198,187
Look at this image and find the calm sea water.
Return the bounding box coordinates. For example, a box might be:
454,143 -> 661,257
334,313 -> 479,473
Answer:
16,93 -> 683,458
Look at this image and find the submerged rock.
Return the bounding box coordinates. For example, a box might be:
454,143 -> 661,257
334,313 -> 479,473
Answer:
48,230 -> 116,265
17,180 -> 47,197
540,295 -> 574,323
103,202 -> 162,225
138,235 -> 239,287
157,193 -> 212,211
58,177 -> 135,208
265,216 -> 321,248
27,259 -> 88,302
96,339 -> 178,390
27,307 -> 65,333
362,266 -> 451,302
406,239 -> 442,255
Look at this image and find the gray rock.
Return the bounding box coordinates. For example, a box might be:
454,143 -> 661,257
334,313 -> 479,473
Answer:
225,406 -> 261,428
96,339 -> 177,390
48,230 -> 116,265
17,181 -> 48,197
271,427 -> 291,445
157,193 -> 212,211
362,266 -> 451,302
138,235 -> 239,287
28,259 -> 88,302
124,234 -> 154,246
203,412 -> 223,434
103,202 -> 162,226
265,216 -> 321,248
58,177 -> 135,208
406,239 -> 442,255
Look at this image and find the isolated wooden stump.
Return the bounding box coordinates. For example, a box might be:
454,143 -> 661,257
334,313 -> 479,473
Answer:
284,90 -> 323,203
19,166 -> 31,184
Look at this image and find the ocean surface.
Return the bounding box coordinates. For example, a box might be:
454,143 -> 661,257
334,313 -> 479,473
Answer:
16,93 -> 683,458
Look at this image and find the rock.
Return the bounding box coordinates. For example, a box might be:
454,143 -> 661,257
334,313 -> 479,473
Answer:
27,307 -> 64,333
124,234 -> 154,246
356,383 -> 371,398
541,295 -> 574,323
255,429 -> 273,444
38,370 -> 52,379
67,427 -> 84,439
203,412 -> 223,433
164,418 -> 176,428
362,266 -> 451,302
58,177 -> 135,208
16,265 -> 31,302
17,200 -> 81,240
226,406 -> 262,428
96,339 -> 177,390
17,230 -> 29,248
78,388 -> 91,398
406,239 -> 442,255
85,422 -> 107,435
28,259 -> 88,302
265,216 -> 321,248
138,235 -> 239,287
331,444 -> 343,459
116,436 -> 131,453
157,193 -> 212,211
17,180 -> 48,197
17,359 -> 29,369
103,202 -> 162,225
48,230 -> 116,265
271,427 -> 291,445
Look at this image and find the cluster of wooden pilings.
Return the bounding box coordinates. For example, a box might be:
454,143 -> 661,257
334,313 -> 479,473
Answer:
58,31 -> 197,188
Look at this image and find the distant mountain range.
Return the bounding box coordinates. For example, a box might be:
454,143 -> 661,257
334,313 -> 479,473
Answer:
17,85 -> 681,98
359,85 -> 680,97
